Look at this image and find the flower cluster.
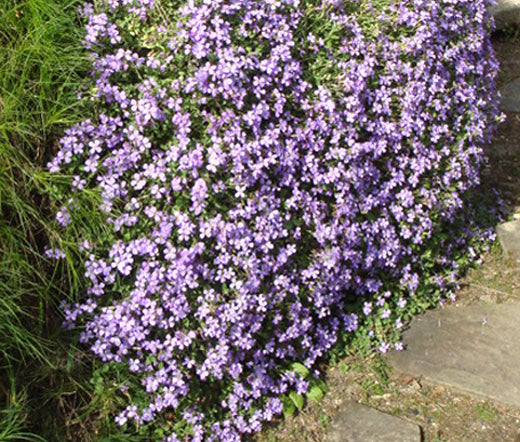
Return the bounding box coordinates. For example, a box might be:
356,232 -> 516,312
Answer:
49,0 -> 500,440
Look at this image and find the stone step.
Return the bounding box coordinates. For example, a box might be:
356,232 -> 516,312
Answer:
490,0 -> 520,29
500,78 -> 520,113
497,220 -> 520,256
386,302 -> 520,408
325,401 -> 421,442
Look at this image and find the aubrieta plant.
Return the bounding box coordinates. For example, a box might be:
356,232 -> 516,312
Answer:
47,0 -> 501,440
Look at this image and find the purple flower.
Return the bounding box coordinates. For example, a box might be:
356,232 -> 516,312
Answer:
378,342 -> 391,354
48,0 -> 501,439
56,206 -> 71,226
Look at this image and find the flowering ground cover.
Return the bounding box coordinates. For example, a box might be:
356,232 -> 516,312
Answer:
46,0 -> 502,440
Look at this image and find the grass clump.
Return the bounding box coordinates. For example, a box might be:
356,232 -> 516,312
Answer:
0,0 -> 107,439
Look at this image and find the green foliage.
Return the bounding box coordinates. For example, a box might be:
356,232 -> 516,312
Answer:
0,0 -> 88,359
0,372 -> 46,442
475,403 -> 498,422
279,362 -> 329,419
290,363 -> 310,379
288,392 -> 304,411
306,385 -> 325,402
0,0 -> 105,438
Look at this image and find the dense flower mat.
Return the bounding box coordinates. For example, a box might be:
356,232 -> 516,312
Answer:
48,0 -> 501,440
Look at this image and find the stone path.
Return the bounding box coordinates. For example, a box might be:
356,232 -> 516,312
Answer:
500,78 -> 520,112
490,0 -> 520,29
497,220 -> 520,256
327,303 -> 520,441
325,401 -> 421,442
497,57 -> 520,253
386,302 -> 520,409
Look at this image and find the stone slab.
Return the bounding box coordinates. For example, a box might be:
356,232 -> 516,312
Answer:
325,401 -> 421,442
387,303 -> 520,408
490,0 -> 520,28
500,78 -> 520,113
497,220 -> 520,256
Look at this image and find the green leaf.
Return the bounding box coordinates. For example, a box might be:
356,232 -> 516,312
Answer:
289,391 -> 304,410
316,378 -> 328,393
290,362 -> 310,378
306,385 -> 324,402
94,382 -> 104,395
281,396 -> 296,418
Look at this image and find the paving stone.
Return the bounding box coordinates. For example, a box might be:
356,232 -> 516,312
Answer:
325,401 -> 421,442
387,303 -> 520,408
500,78 -> 520,113
497,220 -> 520,256
490,0 -> 520,29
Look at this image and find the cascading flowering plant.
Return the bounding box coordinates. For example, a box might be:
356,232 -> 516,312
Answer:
47,0 -> 501,440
